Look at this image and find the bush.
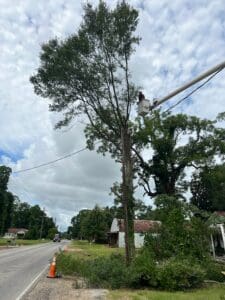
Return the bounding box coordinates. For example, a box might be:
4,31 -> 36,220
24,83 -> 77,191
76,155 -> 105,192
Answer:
156,258 -> 205,290
128,248 -> 157,288
87,253 -> 128,289
56,253 -> 88,277
202,260 -> 225,282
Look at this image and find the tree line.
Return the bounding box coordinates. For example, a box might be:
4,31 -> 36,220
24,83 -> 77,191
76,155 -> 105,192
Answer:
0,166 -> 57,239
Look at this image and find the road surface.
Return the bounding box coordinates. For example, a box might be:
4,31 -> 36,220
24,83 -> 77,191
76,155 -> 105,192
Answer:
0,241 -> 68,300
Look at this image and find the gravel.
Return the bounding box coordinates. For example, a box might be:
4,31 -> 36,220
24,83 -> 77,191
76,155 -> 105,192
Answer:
22,273 -> 109,300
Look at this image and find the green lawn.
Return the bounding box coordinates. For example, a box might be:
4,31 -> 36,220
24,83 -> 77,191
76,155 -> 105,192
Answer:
109,285 -> 225,300
67,240 -> 124,259
0,238 -> 50,246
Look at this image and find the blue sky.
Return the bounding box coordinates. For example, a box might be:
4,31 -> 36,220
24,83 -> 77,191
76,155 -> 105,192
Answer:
0,0 -> 225,230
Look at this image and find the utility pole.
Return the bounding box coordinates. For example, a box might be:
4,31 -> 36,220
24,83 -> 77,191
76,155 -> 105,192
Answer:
39,207 -> 45,240
138,60 -> 225,115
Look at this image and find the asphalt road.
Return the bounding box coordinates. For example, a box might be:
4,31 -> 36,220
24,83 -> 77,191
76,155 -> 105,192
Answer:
0,241 -> 68,300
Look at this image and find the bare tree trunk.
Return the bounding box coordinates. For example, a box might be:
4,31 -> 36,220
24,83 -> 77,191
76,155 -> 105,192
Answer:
121,126 -> 135,265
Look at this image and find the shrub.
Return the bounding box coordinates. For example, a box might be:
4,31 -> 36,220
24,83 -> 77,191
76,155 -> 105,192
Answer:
144,195 -> 211,262
87,253 -> 128,289
156,258 -> 205,290
128,248 -> 157,288
56,253 -> 88,277
202,260 -> 225,282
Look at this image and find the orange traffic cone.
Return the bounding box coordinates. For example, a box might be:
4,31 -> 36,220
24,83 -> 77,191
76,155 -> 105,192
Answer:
47,256 -> 57,278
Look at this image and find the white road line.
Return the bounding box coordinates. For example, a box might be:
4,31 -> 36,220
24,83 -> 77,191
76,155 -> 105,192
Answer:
15,264 -> 49,300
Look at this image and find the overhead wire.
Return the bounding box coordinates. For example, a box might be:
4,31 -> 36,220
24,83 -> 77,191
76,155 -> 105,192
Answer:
11,66 -> 224,174
163,67 -> 224,113
13,145 -> 90,174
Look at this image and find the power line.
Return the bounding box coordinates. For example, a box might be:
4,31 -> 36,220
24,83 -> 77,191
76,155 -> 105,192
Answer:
12,64 -> 224,174
163,67 -> 224,113
13,145 -> 89,174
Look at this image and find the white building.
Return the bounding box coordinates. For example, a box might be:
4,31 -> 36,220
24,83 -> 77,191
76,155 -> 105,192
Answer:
108,218 -> 161,248
3,228 -> 28,239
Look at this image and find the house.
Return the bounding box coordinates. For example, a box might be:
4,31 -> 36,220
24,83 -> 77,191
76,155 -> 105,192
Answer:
108,218 -> 161,248
4,228 -> 28,239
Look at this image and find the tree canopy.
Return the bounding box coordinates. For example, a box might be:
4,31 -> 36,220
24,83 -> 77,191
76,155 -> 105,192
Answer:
134,110 -> 225,198
191,164 -> 225,211
0,166 -> 14,235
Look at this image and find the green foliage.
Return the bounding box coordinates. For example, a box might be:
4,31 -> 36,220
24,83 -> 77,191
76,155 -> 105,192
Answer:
47,227 -> 58,240
134,110 -> 225,198
0,166 -> 11,191
156,258 -> 205,291
0,165 -> 57,239
70,206 -> 114,243
144,195 -> 210,261
30,0 -> 142,264
12,200 -> 57,239
87,254 -> 128,289
202,260 -> 225,282
128,248 -> 157,287
56,253 -> 88,277
191,164 -> 225,211
0,166 -> 14,235
57,246 -> 209,291
57,252 -> 128,289
30,1 -> 139,148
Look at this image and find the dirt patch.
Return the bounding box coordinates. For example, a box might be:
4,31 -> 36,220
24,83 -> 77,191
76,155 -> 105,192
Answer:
66,247 -> 83,253
22,273 -> 109,300
0,246 -> 18,250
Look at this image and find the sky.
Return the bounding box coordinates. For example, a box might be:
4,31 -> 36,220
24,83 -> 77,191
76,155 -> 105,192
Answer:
0,0 -> 225,231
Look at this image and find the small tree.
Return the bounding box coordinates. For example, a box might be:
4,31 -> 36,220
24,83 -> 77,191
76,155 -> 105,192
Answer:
144,195 -> 210,261
31,1 -> 140,263
191,164 -> 225,211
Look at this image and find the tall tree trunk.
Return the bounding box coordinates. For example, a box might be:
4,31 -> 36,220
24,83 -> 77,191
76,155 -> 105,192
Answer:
121,126 -> 135,265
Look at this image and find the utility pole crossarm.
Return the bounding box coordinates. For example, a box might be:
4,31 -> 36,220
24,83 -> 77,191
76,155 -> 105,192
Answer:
154,60 -> 225,108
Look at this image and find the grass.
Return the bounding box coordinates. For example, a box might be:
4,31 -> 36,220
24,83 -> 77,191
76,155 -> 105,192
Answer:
56,240 -> 124,276
67,240 -> 124,259
0,238 -> 50,246
109,285 -> 225,300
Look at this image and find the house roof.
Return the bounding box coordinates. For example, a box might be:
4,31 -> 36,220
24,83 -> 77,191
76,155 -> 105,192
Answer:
7,228 -> 28,234
117,219 -> 161,233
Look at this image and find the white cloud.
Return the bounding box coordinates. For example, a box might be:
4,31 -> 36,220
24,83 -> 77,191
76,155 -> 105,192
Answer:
0,0 -> 225,229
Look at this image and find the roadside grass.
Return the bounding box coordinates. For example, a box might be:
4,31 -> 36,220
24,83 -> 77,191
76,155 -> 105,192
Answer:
67,240 -> 124,259
108,285 -> 225,300
0,238 -> 50,246
57,240 -> 124,276
57,241 -> 225,299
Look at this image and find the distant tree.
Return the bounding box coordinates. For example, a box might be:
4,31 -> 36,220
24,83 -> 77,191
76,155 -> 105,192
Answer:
0,166 -> 11,191
0,166 -> 14,235
191,164 -> 225,211
12,199 -> 31,228
12,200 -> 57,239
71,209 -> 91,240
70,205 -> 115,243
47,227 -> 58,240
